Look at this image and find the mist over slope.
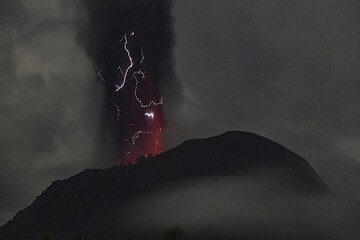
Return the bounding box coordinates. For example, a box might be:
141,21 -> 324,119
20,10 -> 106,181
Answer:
2,131 -> 355,240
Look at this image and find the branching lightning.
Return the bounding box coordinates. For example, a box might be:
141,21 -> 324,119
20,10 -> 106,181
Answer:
131,130 -> 153,146
97,69 -> 105,82
118,66 -> 124,75
108,32 -> 164,160
115,34 -> 134,92
133,74 -> 164,108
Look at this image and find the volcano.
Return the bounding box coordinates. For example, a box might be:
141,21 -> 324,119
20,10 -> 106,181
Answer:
0,131 -> 330,240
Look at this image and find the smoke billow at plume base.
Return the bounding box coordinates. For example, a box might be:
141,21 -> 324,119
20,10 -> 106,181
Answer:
77,0 -> 178,163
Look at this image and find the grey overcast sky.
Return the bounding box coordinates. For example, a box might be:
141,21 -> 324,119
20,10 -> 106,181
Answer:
165,0 -> 360,202
0,0 -> 359,226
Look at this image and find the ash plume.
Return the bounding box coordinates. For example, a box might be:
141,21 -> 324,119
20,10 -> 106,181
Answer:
76,0 -> 181,162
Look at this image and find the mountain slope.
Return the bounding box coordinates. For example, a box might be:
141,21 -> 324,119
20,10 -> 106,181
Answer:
0,131 -> 330,240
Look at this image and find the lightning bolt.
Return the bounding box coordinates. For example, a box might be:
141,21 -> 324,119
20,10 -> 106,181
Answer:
118,66 -> 124,75
131,130 -> 153,146
115,34 -> 134,92
140,48 -> 145,63
97,69 -> 105,82
103,31 -> 164,160
133,74 -> 164,108
134,69 -> 146,79
114,104 -> 120,120
144,111 -> 155,119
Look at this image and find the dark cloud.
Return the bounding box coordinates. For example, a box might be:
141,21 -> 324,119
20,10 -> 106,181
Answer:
165,0 -> 360,201
0,0 -> 359,234
0,0 -> 105,225
76,0 -> 182,159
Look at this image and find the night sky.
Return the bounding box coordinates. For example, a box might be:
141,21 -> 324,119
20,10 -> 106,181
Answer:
0,0 -> 360,227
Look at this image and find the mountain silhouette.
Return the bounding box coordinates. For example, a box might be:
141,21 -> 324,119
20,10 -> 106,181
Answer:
0,131 -> 330,240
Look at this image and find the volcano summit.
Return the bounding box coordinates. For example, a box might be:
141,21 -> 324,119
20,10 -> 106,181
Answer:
0,131 -> 331,240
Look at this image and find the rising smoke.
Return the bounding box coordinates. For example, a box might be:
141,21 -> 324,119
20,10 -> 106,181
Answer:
77,0 -> 181,162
